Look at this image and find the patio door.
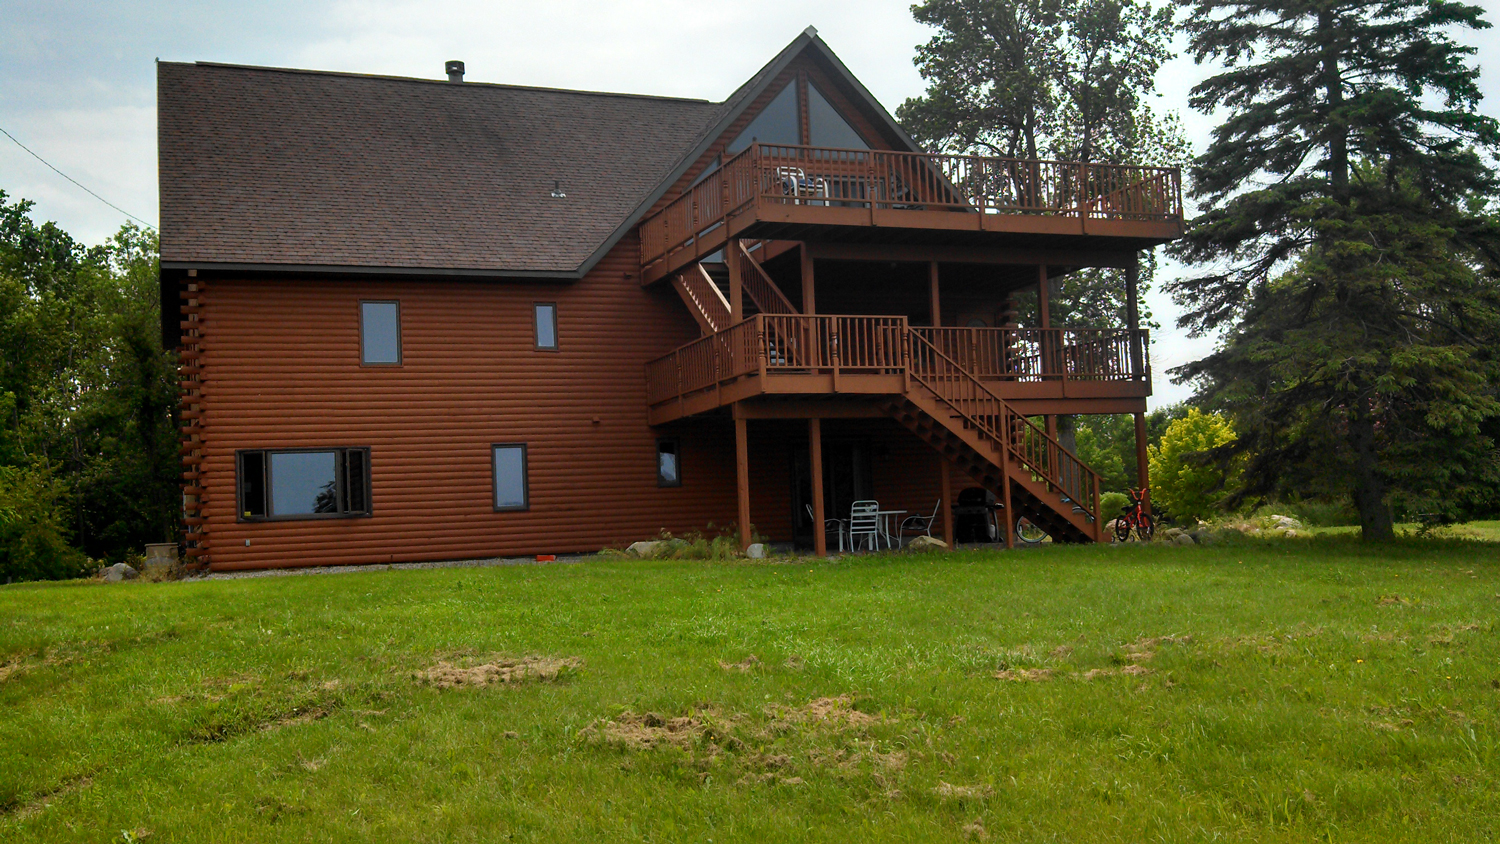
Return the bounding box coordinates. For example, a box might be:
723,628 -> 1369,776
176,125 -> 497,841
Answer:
790,440 -> 873,550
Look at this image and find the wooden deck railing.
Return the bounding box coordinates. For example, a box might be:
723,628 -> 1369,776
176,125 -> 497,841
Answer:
640,144 -> 1183,268
646,319 -> 1147,407
912,327 -> 1149,383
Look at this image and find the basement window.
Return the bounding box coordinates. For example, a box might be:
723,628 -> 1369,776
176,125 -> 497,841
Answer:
657,438 -> 681,487
493,444 -> 529,511
237,448 -> 372,520
360,301 -> 401,365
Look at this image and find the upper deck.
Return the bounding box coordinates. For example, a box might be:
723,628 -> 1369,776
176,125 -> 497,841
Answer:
639,144 -> 1184,283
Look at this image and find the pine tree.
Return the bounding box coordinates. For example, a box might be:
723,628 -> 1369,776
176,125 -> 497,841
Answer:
1167,0 -> 1500,538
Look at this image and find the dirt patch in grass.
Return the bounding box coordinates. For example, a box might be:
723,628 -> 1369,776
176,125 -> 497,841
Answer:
0,653 -> 35,684
934,781 -> 993,801
993,668 -> 1055,682
413,655 -> 582,689
590,708 -> 728,751
1082,665 -> 1156,680
719,654 -> 760,672
3,774 -> 94,821
1123,634 -> 1191,662
766,695 -> 880,729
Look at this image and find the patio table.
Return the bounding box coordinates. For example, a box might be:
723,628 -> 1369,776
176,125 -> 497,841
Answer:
877,510 -> 907,549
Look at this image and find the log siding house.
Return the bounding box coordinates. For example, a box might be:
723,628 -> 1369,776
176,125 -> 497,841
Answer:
160,28 -> 1182,570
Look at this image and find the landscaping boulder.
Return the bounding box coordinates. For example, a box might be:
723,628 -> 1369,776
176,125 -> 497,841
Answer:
1267,514 -> 1304,531
626,540 -> 662,558
746,543 -> 767,559
906,535 -> 949,553
1173,533 -> 1196,546
1189,530 -> 1218,546
101,563 -> 138,583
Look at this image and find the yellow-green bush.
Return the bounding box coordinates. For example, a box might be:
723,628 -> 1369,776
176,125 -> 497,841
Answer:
1148,409 -> 1242,522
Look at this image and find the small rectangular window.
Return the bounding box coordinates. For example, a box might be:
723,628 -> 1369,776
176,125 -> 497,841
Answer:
534,303 -> 558,350
657,438 -> 681,487
493,444 -> 529,511
361,301 -> 401,365
236,448 -> 372,520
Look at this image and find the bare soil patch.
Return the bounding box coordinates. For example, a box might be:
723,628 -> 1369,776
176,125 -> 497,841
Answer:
719,654 -> 761,672
993,668 -> 1055,682
414,655 -> 582,689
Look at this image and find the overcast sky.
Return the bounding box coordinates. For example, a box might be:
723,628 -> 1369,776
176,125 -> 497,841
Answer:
3,0 -> 1497,409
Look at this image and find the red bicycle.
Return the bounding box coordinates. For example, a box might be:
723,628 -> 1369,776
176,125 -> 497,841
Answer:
1114,487 -> 1156,542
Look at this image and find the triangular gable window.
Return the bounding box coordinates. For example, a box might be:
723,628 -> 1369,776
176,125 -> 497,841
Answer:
727,83 -> 800,153
807,83 -> 868,150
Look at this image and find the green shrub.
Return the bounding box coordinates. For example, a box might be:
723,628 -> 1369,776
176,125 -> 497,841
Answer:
1148,409 -> 1242,523
1100,491 -> 1131,519
0,464 -> 89,582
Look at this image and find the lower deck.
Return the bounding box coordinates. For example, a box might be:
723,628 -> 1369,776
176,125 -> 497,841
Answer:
648,315 -> 1149,425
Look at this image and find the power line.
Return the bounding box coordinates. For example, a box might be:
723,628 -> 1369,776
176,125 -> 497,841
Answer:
0,124 -> 157,230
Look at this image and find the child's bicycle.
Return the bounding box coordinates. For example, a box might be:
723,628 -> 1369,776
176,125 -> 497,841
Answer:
1114,487 -> 1155,542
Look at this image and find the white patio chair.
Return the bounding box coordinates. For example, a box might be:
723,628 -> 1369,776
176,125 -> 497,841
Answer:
806,503 -> 846,553
848,500 -> 882,551
775,166 -> 829,205
901,499 -> 941,540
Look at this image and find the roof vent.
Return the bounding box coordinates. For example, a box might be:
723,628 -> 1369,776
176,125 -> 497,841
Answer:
445,60 -> 465,82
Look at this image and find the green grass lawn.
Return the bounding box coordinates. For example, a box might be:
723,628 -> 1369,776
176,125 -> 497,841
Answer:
2,535 -> 1499,843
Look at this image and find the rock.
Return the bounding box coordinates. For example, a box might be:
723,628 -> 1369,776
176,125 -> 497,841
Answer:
1173,533 -> 1196,546
626,540 -> 662,558
1190,530 -> 1218,546
746,543 -> 767,559
101,562 -> 138,582
906,535 -> 949,553
1268,515 -> 1304,530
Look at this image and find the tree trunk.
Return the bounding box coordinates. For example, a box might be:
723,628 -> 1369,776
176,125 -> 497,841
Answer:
1349,405 -> 1393,541
1318,9 -> 1349,201
1057,414 -> 1078,457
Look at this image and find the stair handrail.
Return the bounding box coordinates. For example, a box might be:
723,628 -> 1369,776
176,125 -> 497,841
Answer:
734,241 -> 799,315
906,328 -> 1101,527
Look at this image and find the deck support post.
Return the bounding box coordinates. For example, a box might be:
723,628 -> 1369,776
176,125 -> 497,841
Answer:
1134,410 -> 1151,516
1001,427 -> 1015,549
928,261 -> 941,327
801,244 -> 816,314
727,239 -> 744,323
940,457 -> 954,549
1126,253 -> 1145,378
809,418 -> 827,556
736,412 -> 752,550
1039,265 -> 1058,441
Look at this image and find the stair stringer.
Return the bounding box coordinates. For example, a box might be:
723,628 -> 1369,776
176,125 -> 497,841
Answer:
670,264 -> 731,336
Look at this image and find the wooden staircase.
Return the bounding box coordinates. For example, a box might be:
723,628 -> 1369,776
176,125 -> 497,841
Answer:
671,242 -> 798,335
881,330 -> 1101,543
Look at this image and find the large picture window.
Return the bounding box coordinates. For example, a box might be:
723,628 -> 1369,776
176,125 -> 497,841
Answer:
492,444 -> 529,511
236,447 -> 371,520
361,301 -> 401,365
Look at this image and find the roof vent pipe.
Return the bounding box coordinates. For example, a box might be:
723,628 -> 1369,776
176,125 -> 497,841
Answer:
445,60 -> 465,82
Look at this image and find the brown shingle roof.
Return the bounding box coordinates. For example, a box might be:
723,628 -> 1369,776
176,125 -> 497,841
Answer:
158,62 -> 722,275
